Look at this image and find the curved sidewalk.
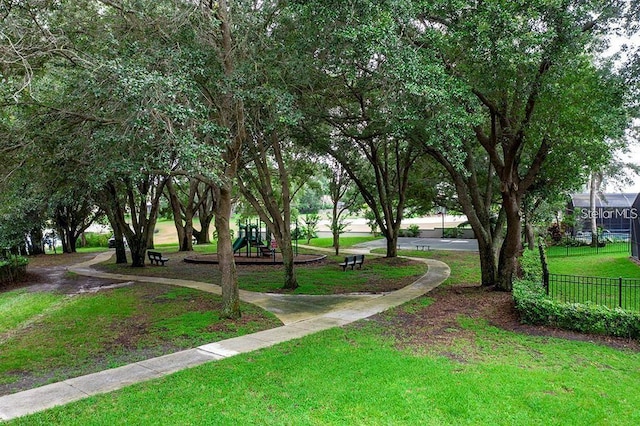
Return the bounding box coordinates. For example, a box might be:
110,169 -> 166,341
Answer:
0,252 -> 449,421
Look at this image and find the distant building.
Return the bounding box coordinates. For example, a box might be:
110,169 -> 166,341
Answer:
568,193 -> 638,235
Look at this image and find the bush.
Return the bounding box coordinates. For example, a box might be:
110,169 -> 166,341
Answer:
443,227 -> 463,238
398,225 -> 420,238
0,256 -> 29,285
82,232 -> 110,248
547,223 -> 563,243
519,248 -> 542,281
513,279 -> 640,339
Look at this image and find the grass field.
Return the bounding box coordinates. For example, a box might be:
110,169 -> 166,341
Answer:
1,248 -> 426,394
6,244 -> 640,424
544,252 -> 640,311
381,248 -> 482,287
547,251 -> 640,277
9,315 -> 640,425
546,241 -> 631,258
95,240 -> 427,295
0,284 -> 281,394
303,236 -> 382,248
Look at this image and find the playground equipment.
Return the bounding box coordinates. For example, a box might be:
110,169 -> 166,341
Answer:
233,219 -> 273,257
232,218 -> 300,257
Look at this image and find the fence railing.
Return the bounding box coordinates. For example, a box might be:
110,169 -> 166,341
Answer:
546,234 -> 631,258
544,273 -> 640,312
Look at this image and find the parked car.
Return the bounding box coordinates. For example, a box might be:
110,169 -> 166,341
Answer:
108,236 -> 129,248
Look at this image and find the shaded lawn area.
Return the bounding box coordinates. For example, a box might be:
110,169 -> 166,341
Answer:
0,282 -> 281,396
1,249 -> 428,396
7,250 -> 640,424
11,307 -> 640,425
94,250 -> 428,295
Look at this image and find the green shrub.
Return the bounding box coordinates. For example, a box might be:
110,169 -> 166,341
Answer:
0,256 -> 28,285
519,248 -> 542,281
513,279 -> 640,339
81,232 -> 110,248
443,227 -> 463,238
398,225 -> 420,238
0,256 -> 28,268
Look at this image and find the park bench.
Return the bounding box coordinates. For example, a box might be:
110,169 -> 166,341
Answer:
415,245 -> 430,251
147,251 -> 169,266
339,254 -> 365,271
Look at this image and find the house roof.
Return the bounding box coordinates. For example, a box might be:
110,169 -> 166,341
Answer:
570,193 -> 638,209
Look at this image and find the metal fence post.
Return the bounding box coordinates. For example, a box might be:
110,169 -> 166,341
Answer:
544,271 -> 550,295
619,277 -> 623,308
538,243 -> 550,295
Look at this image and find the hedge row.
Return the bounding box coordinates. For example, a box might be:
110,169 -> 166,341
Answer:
513,279 -> 640,340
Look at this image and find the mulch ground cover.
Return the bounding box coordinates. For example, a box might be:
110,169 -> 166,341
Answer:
373,283 -> 640,354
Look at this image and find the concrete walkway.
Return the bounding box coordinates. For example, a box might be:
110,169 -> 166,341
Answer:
0,251 -> 449,421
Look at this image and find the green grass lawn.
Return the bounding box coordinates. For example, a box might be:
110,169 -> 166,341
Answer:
10,319 -> 640,425
95,247 -> 427,295
382,248 -> 482,287
0,290 -> 65,335
1,247 -> 427,393
546,241 -> 631,258
304,236 -> 382,248
0,284 -> 280,392
544,252 -> 640,311
547,251 -> 640,277
237,257 -> 427,294
7,248 -> 640,424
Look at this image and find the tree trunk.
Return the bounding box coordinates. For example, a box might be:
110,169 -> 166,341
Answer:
128,235 -> 146,267
114,239 -> 127,264
524,220 -> 535,251
215,184 -> 240,319
331,204 -> 340,256
68,233 -> 77,253
106,208 -> 128,264
58,227 -> 73,253
496,191 -> 523,291
196,184 -> 215,244
385,227 -> 398,258
279,236 -> 298,290
477,238 -> 499,287
146,213 -> 158,250
197,218 -> 212,244
29,227 -> 46,255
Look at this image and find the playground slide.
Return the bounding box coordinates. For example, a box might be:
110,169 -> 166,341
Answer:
232,236 -> 248,253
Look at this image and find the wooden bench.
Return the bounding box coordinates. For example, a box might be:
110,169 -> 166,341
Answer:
415,245 -> 431,251
147,251 -> 169,266
339,254 -> 365,271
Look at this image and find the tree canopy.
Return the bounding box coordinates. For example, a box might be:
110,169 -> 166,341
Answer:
1,0 -> 637,302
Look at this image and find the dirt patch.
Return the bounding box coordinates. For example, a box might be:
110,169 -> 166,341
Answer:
374,284 -> 640,353
2,253 -> 122,295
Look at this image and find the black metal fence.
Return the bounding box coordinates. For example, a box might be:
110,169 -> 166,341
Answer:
546,233 -> 631,258
544,273 -> 640,312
